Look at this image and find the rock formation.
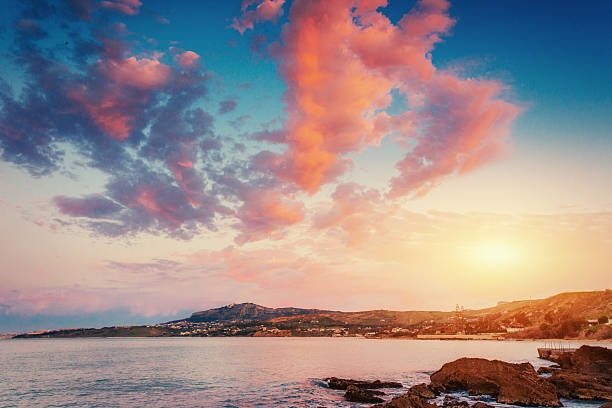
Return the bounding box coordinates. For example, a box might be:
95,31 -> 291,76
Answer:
429,358 -> 561,407
345,385 -> 386,403
547,346 -> 612,401
325,377 -> 402,390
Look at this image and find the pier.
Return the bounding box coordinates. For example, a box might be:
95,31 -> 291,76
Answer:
537,343 -> 577,362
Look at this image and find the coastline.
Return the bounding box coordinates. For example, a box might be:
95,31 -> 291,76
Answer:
4,334 -> 612,344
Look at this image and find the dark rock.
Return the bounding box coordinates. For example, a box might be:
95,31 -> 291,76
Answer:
381,393 -> 438,408
538,366 -> 560,374
472,403 -> 494,408
378,383 -> 438,408
565,346 -> 612,376
549,371 -> 612,401
429,357 -> 561,407
442,397 -> 469,408
409,383 -> 437,399
440,395 -> 470,408
325,377 -> 403,390
546,345 -> 612,401
344,384 -> 385,403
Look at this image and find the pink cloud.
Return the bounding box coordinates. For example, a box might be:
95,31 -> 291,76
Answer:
313,183 -> 395,246
235,189 -> 304,244
247,0 -> 519,198
231,0 -> 286,34
68,54 -> 171,140
101,56 -> 171,90
174,51 -> 201,68
166,150 -> 204,208
125,187 -> 181,227
390,75 -> 520,197
100,0 -> 142,15
54,195 -> 121,218
67,87 -> 135,141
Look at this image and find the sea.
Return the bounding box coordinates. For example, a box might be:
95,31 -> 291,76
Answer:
0,338 -> 608,408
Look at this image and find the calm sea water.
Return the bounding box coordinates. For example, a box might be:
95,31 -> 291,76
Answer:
0,338 -> 607,408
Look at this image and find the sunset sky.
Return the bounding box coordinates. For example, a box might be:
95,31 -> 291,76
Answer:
1,0 -> 611,332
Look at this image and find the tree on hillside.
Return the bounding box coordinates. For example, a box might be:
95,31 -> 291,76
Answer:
544,311 -> 555,323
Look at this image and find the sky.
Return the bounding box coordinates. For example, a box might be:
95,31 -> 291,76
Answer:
0,0 -> 611,332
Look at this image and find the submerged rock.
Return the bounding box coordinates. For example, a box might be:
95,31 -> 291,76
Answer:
325,377 -> 403,390
471,402 -> 494,408
429,358 -> 561,407
442,396 -> 469,408
380,393 -> 437,408
376,383 -> 438,408
345,385 -> 385,403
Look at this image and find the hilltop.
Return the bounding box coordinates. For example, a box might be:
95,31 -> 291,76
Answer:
12,290 -> 612,339
175,302 -> 332,323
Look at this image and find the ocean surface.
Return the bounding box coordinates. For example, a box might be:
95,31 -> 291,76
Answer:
0,338 -> 608,408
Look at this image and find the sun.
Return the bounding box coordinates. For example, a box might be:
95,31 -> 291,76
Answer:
475,243 -> 517,265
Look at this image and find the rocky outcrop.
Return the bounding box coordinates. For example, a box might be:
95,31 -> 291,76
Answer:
471,402 -> 494,408
323,346 -> 611,406
380,393 -> 437,408
430,358 -> 561,407
441,396 -> 469,408
378,384 -> 439,408
345,385 -> 385,403
409,383 -> 437,399
325,377 -> 402,390
549,371 -> 612,401
537,366 -> 560,374
545,346 -> 612,401
555,345 -> 612,375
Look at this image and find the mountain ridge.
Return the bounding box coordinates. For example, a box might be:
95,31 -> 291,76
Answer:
170,302 -> 333,323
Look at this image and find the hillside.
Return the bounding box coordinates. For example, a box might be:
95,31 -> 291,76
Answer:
179,302 -> 332,323
466,290 -> 612,321
205,290 -> 612,339
473,290 -> 612,339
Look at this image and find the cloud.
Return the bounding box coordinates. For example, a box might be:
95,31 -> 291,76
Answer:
389,75 -> 520,197
312,183 -> 390,246
1,0 -> 519,245
67,53 -> 172,141
100,0 -> 142,16
218,99 -> 237,114
234,189 -> 304,244
231,0 -> 286,34
174,51 -> 200,68
246,0 -> 519,197
229,114 -> 250,130
14,18 -> 46,39
0,1 -> 238,239
55,195 -> 122,218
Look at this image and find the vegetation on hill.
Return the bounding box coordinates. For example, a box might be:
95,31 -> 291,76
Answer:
181,302 -> 332,323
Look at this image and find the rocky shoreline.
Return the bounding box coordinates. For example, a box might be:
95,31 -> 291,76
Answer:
321,345 -> 611,407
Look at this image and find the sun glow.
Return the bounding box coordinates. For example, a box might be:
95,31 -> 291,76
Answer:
474,243 -> 517,265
